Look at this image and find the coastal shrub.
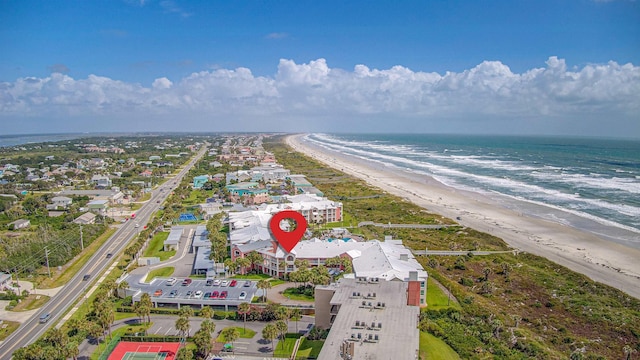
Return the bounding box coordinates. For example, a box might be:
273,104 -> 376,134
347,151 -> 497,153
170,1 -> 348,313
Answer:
459,278 -> 474,287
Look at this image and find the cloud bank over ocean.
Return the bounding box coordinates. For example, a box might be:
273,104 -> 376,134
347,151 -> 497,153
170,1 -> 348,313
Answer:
1,57 -> 638,136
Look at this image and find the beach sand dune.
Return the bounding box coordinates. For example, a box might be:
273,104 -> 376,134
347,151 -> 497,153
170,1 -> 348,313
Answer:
286,134 -> 640,300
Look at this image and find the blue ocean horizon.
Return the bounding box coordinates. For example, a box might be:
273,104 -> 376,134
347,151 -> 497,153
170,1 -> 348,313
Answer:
305,133 -> 640,249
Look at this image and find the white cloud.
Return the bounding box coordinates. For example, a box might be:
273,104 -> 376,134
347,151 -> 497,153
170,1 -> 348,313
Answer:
1,57 -> 638,136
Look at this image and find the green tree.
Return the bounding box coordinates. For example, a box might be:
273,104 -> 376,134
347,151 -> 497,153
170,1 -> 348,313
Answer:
200,306 -> 214,319
262,324 -> 278,355
291,308 -> 302,333
176,347 -> 193,360
175,316 -> 190,340
238,302 -> 251,331
221,327 -> 240,353
193,327 -> 213,359
275,320 -> 288,348
257,279 -> 271,302
139,293 -> 153,323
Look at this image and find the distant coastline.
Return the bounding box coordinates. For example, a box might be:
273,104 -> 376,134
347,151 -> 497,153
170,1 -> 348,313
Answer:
287,133 -> 640,299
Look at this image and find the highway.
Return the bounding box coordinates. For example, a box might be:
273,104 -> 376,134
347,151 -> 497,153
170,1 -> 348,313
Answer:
0,143 -> 208,358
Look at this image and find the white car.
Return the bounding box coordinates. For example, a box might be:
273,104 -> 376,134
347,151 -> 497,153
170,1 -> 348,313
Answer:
238,291 -> 247,300
220,280 -> 229,287
166,278 -> 177,286
194,290 -> 203,299
213,279 -> 221,286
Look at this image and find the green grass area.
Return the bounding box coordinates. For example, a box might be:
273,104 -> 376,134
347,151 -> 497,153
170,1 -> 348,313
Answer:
419,331 -> 460,360
39,227 -> 116,289
115,312 -> 138,321
145,267 -> 175,282
215,327 -> 256,341
10,294 -> 50,311
426,277 -> 461,311
269,279 -> 285,287
273,336 -> 323,359
0,320 -> 20,341
283,287 -> 315,302
142,231 -> 176,261
232,274 -> 271,280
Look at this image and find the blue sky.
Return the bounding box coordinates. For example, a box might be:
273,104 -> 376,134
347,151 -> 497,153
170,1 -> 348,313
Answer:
1,0 -> 639,137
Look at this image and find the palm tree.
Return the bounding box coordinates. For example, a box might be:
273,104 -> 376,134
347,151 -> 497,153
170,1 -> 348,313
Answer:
291,308 -> 302,333
200,319 -> 216,335
175,316 -> 190,340
262,324 -> 278,355
200,306 -> 214,320
238,302 -> 251,331
65,341 -> 79,360
139,293 -> 153,324
176,347 -> 193,360
276,306 -> 290,327
275,320 -> 288,348
257,279 -> 272,302
117,280 -> 129,298
221,327 -> 240,353
236,257 -> 251,275
193,327 -> 213,359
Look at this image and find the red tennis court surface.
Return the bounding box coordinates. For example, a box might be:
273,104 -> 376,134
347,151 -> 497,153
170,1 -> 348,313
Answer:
107,341 -> 180,360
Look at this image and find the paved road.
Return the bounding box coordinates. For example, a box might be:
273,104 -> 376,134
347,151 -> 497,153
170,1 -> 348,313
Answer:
0,144 -> 208,359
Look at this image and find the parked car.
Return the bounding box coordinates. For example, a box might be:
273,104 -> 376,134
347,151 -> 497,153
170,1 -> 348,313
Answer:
186,290 -> 193,297
220,280 -> 229,287
206,279 -> 213,286
169,290 -> 178,297
229,280 -> 237,287
204,292 -> 211,298
194,290 -> 203,299
238,291 -> 247,300
243,280 -> 252,287
211,291 -> 219,299
153,289 -> 163,296
182,278 -> 192,286
166,278 -> 177,286
213,279 -> 221,286
220,291 -> 228,299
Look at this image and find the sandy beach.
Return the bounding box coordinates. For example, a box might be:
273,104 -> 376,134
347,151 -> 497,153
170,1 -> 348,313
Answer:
286,134 -> 640,300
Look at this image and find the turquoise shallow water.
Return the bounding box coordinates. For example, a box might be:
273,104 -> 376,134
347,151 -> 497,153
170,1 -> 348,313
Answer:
305,133 -> 640,248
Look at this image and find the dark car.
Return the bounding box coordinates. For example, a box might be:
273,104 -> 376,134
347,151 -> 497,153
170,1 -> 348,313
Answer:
82,274 -> 91,281
243,280 -> 251,287
204,292 -> 211,298
206,279 -> 213,286
105,253 -> 113,259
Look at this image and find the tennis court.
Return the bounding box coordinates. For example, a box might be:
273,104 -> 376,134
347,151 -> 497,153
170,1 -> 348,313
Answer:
178,213 -> 197,221
108,342 -> 180,360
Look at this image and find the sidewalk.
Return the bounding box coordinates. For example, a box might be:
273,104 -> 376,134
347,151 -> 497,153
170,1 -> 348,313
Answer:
0,281 -> 63,323
266,282 -> 315,307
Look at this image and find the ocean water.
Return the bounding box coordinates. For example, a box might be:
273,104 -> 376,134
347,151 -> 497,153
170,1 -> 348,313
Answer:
0,133 -> 85,148
304,133 -> 640,249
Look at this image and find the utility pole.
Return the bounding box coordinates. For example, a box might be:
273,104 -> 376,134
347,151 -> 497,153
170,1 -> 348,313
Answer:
44,247 -> 51,278
80,223 -> 84,250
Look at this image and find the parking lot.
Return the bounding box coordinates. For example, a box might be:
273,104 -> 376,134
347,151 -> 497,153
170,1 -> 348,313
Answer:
133,277 -> 259,310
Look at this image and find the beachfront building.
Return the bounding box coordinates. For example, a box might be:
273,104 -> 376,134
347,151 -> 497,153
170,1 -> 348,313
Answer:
259,194 -> 343,224
352,238 -> 429,306
315,278 -> 420,360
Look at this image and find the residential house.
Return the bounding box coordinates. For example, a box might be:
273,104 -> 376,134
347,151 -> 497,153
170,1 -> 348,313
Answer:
73,212 -> 97,225
47,196 -> 73,210
193,175 -> 209,189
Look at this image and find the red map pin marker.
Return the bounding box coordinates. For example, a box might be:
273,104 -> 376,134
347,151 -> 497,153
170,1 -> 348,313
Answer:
269,210 -> 307,253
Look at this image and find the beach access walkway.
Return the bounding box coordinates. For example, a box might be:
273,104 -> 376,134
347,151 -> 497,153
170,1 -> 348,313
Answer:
357,221 -> 452,229
412,249 -> 520,256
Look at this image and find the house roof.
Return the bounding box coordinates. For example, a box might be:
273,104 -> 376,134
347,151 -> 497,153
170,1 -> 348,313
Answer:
352,240 -> 428,282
